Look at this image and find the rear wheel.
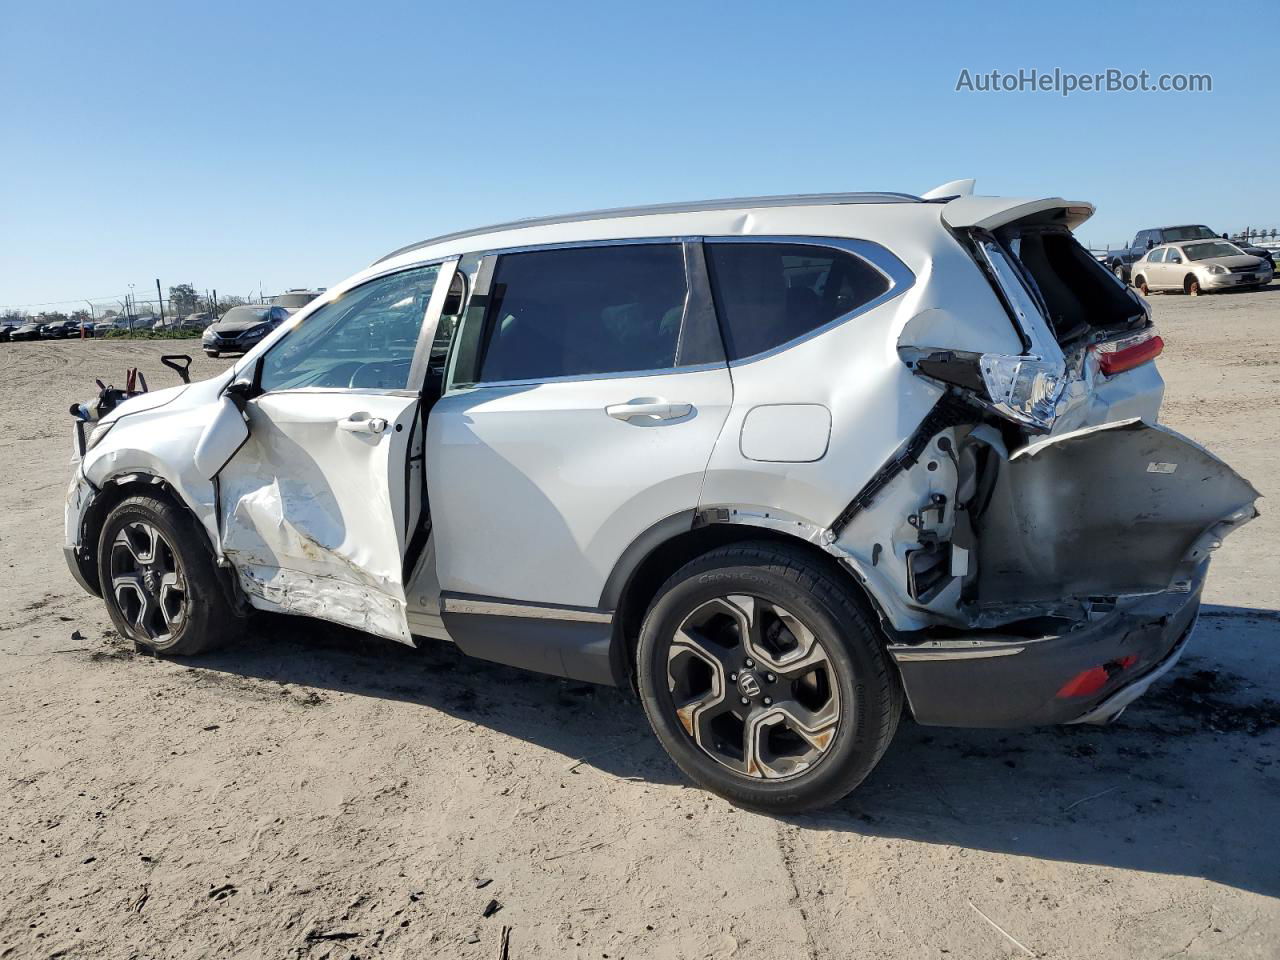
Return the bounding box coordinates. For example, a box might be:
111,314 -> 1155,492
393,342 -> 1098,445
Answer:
98,495 -> 241,656
1112,263 -> 1127,283
636,542 -> 901,813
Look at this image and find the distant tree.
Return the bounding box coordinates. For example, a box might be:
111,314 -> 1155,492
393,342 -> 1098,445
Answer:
169,283 -> 199,315
39,311 -> 70,324
212,294 -> 247,317
1,309 -> 26,324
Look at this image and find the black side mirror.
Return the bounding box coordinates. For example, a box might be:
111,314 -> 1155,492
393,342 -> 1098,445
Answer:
1146,239 -> 1155,249
223,358 -> 262,412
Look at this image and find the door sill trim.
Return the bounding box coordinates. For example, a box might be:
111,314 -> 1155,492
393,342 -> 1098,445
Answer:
441,594 -> 614,624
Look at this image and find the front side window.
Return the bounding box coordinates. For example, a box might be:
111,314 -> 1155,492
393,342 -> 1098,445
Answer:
476,244 -> 687,383
1148,248 -> 1167,263
258,264 -> 440,392
704,242 -> 890,361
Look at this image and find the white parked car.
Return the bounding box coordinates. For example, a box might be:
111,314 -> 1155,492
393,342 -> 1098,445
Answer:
1130,240 -> 1274,295
63,184 -> 1258,811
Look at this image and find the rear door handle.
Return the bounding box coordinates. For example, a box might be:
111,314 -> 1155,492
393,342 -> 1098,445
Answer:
338,414 -> 388,435
606,398 -> 693,422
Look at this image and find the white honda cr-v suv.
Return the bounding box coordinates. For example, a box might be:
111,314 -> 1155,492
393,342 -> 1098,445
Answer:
64,181 -> 1257,811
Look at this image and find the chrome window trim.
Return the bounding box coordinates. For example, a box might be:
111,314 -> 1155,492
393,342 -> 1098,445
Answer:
701,236 -> 917,368
442,596 -> 614,624
460,360 -> 724,392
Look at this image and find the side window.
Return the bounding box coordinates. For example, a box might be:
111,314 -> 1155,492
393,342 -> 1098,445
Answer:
704,242 -> 890,361
258,263 -> 440,392
476,244 -> 687,383
1148,248 -> 1166,263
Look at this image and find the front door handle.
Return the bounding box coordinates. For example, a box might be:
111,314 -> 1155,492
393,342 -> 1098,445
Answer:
606,398 -> 693,422
338,414 -> 388,435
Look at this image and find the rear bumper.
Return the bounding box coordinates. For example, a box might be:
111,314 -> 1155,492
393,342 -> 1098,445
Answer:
889,567 -> 1206,727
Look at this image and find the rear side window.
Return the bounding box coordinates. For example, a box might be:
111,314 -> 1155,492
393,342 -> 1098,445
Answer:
477,244 -> 687,383
704,242 -> 890,361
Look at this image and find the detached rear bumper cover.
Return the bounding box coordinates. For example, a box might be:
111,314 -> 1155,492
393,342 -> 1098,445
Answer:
885,418 -> 1258,727
891,568 -> 1204,726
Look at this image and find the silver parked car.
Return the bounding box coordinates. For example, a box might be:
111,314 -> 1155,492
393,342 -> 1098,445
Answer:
63,183 -> 1258,811
1130,240 -> 1274,295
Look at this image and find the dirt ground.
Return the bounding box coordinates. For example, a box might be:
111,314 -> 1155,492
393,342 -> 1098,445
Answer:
2,288 -> 1278,960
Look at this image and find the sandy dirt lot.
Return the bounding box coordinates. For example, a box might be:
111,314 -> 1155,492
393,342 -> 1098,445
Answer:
2,289 -> 1278,960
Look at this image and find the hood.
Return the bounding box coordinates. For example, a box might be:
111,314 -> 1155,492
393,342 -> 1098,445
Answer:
1199,254 -> 1266,271
103,383 -> 189,425
210,317 -> 268,334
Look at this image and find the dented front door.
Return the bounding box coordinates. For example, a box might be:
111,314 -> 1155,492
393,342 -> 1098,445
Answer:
214,261 -> 453,643
218,392 -> 422,642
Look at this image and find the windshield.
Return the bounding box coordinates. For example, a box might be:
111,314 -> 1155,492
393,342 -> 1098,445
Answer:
219,306 -> 271,326
1184,241 -> 1244,261
1162,225 -> 1218,243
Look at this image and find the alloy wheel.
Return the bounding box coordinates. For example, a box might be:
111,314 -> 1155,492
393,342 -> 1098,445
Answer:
108,521 -> 187,643
666,594 -> 841,780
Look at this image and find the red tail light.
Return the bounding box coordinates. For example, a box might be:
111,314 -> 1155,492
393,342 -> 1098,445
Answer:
1092,331 -> 1164,376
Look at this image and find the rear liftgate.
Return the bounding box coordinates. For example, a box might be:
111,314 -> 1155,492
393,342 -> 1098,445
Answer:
836,198 -> 1260,725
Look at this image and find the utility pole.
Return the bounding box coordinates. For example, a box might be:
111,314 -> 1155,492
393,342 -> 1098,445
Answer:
156,279 -> 165,326
212,288 -> 218,317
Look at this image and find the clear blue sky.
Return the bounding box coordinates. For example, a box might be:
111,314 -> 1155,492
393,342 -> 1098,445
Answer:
2,0 -> 1273,310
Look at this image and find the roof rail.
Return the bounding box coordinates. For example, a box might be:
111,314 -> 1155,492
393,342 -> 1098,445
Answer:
373,191 -> 923,265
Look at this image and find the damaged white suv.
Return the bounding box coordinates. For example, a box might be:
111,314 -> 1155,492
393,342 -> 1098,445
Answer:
64,182 -> 1258,812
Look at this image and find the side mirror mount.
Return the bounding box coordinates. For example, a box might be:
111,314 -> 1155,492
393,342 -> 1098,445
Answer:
194,363 -> 260,480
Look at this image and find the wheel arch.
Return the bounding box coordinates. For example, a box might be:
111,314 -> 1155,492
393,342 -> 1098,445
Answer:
603,511 -> 886,691
76,472 -> 245,612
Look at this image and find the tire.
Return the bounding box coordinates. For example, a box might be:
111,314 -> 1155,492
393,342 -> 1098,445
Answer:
97,494 -> 241,656
205,350 -> 219,358
1185,275 -> 1201,296
1134,275 -> 1150,296
1112,263 -> 1127,283
636,542 -> 902,813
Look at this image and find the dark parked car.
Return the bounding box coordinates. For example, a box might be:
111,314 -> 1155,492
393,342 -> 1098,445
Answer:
41,320 -> 76,339
0,322 -> 21,342
201,304 -> 290,357
10,321 -> 45,341
1109,225 -> 1276,282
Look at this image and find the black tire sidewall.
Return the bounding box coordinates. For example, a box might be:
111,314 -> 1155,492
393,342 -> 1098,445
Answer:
97,495 -> 228,655
637,552 -> 896,812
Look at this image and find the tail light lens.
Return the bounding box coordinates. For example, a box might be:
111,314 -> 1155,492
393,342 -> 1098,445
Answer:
1092,330 -> 1163,376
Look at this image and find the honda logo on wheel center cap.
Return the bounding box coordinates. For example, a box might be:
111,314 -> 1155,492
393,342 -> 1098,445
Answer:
737,671 -> 762,698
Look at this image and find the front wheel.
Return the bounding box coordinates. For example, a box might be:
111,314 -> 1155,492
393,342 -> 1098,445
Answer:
97,494 -> 242,655
1112,263 -> 1127,283
636,543 -> 901,813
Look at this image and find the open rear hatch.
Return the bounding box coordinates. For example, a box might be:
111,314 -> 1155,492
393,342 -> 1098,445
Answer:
839,193 -> 1259,638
